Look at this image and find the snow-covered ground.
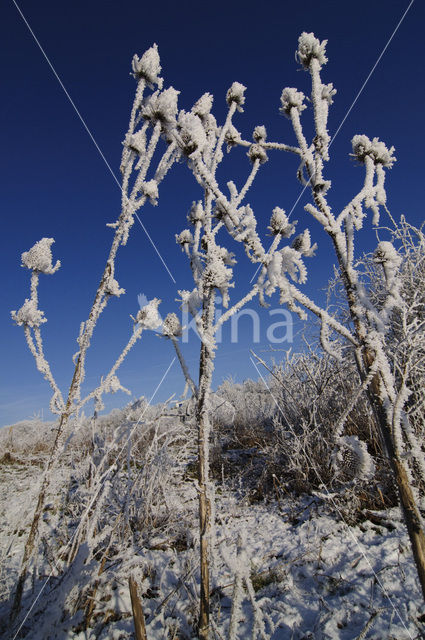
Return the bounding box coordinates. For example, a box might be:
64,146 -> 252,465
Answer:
1,425 -> 424,640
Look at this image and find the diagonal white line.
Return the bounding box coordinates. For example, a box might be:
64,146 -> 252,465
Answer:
329,0 -> 415,148
11,357 -> 176,640
135,213 -> 177,283
11,0 -> 176,283
250,356 -> 414,639
250,0 -> 415,284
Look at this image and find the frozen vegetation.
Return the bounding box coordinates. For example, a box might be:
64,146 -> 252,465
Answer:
4,31 -> 425,639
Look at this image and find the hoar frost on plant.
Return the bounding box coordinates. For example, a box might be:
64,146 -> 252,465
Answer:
279,88 -> 306,118
11,298 -> 47,327
141,179 -> 159,205
131,43 -> 163,89
351,135 -> 396,168
226,81 -> 246,110
162,312 -> 182,337
296,32 -> 328,69
136,297 -> 162,330
141,87 -> 180,126
177,111 -> 208,156
21,237 -> 61,274
268,207 -> 296,238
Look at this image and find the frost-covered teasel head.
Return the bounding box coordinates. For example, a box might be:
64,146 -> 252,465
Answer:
162,312 -> 182,337
176,229 -> 194,249
280,88 -> 306,119
268,207 -> 296,237
136,297 -> 162,330
177,111 -> 207,156
21,238 -> 61,274
192,93 -> 214,119
105,277 -> 125,297
11,299 -> 47,327
126,130 -> 146,154
141,179 -> 159,205
247,143 -> 268,164
321,83 -> 337,104
374,241 -> 401,267
351,135 -> 396,168
225,124 -> 241,150
141,87 -> 179,125
226,82 -> 246,111
131,44 -> 163,89
253,125 -> 267,143
296,32 -> 328,69
292,229 -> 317,257
188,201 -> 204,225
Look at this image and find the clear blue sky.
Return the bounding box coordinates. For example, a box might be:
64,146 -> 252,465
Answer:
1,0 -> 423,427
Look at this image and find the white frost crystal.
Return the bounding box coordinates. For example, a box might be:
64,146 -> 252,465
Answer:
11,298 -> 46,327
132,44 -> 163,88
136,297 -> 162,330
226,82 -> 246,110
280,88 -> 306,118
297,32 -> 328,69
21,238 -> 60,274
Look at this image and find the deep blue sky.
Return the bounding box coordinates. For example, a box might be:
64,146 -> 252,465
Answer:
1,0 -> 423,427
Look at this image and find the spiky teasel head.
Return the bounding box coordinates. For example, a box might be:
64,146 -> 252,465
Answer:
351,135 -> 396,168
296,32 -> 328,69
132,44 -> 163,89
162,313 -> 182,338
21,238 -> 60,274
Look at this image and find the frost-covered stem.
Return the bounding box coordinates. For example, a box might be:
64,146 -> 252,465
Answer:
290,107 -> 314,180
228,537 -> 244,640
289,285 -> 358,346
24,325 -> 64,412
30,271 -> 39,303
154,140 -> 178,183
34,327 -> 65,412
263,140 -> 300,154
336,156 -> 375,228
196,287 -> 216,639
211,101 -> 237,172
214,284 -> 259,332
235,158 -> 260,206
170,335 -> 198,397
235,137 -> 300,155
130,121 -> 162,199
328,225 -> 425,601
78,324 -> 144,410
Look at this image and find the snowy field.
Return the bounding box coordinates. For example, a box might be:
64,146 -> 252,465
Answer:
1,417 -> 424,640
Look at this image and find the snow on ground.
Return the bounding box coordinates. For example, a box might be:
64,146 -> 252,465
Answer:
1,429 -> 424,639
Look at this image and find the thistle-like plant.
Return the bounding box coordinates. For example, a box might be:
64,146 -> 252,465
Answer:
10,43 -> 179,621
